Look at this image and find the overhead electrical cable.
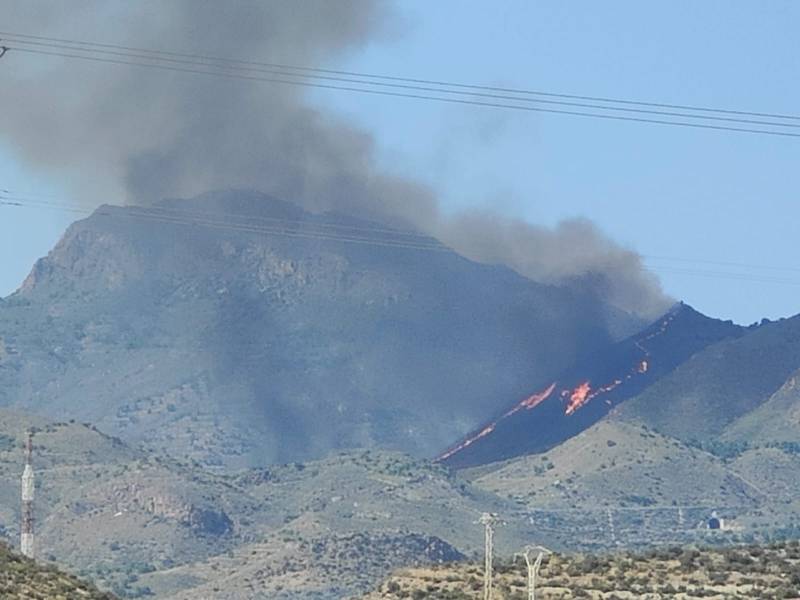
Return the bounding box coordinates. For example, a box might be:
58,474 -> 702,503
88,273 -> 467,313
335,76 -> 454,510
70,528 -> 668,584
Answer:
3,194 -> 800,287
643,254 -> 800,274
0,195 -> 451,253
2,43 -> 798,138
0,193 -> 444,245
7,189 -> 800,275
0,192 -> 438,241
3,36 -> 799,131
3,30 -> 800,123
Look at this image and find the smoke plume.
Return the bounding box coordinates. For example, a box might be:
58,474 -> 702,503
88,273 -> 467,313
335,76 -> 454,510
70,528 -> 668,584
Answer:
0,0 -> 670,317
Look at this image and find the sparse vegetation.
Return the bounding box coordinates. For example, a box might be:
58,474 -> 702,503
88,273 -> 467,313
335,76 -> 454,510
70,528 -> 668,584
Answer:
0,540 -> 116,599
361,541 -> 800,599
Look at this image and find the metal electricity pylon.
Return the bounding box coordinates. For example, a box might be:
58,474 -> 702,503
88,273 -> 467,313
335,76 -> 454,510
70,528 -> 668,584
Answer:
516,545 -> 551,600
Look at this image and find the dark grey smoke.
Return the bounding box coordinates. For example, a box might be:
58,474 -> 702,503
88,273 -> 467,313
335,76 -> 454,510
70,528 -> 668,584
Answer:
0,0 -> 670,317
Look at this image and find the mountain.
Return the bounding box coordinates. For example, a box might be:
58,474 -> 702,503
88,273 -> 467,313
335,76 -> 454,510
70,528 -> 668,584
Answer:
0,540 -> 116,599
438,306 -> 800,549
0,190 -> 643,467
615,313 -> 800,442
438,303 -> 744,468
720,368 -> 800,445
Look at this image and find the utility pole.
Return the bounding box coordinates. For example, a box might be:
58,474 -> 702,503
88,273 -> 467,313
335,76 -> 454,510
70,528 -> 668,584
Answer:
478,513 -> 499,600
20,431 -> 35,559
517,545 -> 551,600
606,508 -> 617,545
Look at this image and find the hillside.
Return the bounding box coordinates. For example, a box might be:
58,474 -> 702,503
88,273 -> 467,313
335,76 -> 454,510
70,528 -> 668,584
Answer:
466,418 -> 800,552
720,368 -> 800,445
0,189 -> 642,467
469,420 -> 760,511
0,540 -> 115,600
359,541 -> 800,599
614,314 -> 800,442
439,304 -> 743,468
4,408 -> 800,598
0,409 -> 542,598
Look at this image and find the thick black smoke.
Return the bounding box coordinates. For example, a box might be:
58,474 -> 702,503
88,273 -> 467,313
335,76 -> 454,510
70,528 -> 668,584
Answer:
0,0 -> 670,317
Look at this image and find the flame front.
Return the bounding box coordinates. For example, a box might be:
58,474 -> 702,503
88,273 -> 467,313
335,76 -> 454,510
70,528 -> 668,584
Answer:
564,381 -> 591,415
437,423 -> 497,462
513,382 -> 557,413
436,382 -> 556,462
438,312 -> 680,461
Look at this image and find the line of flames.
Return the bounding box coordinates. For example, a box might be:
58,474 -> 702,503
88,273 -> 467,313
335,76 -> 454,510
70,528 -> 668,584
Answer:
438,313 -> 676,462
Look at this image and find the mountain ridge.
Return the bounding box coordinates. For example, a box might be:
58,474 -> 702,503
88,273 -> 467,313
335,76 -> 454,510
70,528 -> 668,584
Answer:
0,189 -> 643,466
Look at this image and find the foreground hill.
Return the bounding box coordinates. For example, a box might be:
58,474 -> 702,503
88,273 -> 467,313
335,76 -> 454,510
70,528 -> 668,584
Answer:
0,190 -> 641,467
359,541 -> 800,599
3,408 -> 800,597
0,540 -> 115,600
0,409 -> 540,598
466,417 -> 800,552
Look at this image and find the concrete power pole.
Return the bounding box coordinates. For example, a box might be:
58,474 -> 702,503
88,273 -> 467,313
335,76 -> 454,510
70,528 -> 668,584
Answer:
478,513 -> 499,600
20,431 -> 35,559
606,508 -> 617,545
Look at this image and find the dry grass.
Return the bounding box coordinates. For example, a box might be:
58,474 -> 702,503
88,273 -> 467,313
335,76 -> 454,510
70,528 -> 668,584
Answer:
360,540 -> 800,599
0,541 -> 116,600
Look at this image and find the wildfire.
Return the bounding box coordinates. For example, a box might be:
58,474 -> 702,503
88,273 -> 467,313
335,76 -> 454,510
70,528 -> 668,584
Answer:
558,314 -> 677,417
564,381 -> 591,415
436,382 -> 557,462
515,382 -> 557,412
437,423 -> 496,462
597,379 -> 623,394
439,310 -> 682,461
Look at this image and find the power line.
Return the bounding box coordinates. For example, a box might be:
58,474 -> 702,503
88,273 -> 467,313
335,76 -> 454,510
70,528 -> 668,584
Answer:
3,193 -> 800,287
0,195 -> 452,253
6,189 -> 800,276
3,30 -> 799,123
4,46 -> 800,139
644,254 -> 800,274
0,193 -> 437,241
3,35 -> 799,131
641,266 -> 800,287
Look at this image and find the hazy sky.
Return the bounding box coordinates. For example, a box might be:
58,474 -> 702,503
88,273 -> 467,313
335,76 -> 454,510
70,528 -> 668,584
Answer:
1,1 -> 798,324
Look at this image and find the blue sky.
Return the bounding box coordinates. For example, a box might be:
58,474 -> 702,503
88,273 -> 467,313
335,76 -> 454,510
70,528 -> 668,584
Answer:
1,0 -> 798,324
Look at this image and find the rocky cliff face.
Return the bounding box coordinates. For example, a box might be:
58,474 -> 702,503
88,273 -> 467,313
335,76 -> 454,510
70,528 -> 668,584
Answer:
0,190 -> 642,466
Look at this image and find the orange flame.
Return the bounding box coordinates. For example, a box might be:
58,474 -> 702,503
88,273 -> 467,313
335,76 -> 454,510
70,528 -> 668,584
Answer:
516,382 -> 557,412
564,381 -> 591,415
439,312 -> 680,458
436,423 -> 496,462
436,382 -> 557,462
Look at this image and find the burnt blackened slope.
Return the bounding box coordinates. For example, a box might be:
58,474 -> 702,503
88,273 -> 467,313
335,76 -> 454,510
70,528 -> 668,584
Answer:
439,303 -> 743,469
